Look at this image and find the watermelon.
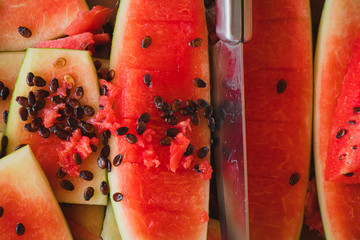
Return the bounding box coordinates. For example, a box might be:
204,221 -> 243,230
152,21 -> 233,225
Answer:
244,0 -> 313,239
0,0 -> 88,51
108,0 -> 211,238
0,52 -> 25,131
101,204 -> 123,240
0,145 -> 73,239
6,48 -> 107,205
314,0 -> 360,238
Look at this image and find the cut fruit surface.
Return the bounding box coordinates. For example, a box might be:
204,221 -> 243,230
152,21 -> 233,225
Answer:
101,203 -> 123,240
6,48 -> 107,205
0,0 -> 88,51
0,145 -> 73,239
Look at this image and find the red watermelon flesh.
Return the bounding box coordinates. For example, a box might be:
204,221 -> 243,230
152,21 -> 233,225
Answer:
325,35 -> 360,183
64,6 -> 113,36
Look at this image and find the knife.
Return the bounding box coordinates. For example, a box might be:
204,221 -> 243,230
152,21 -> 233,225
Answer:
211,0 -> 252,239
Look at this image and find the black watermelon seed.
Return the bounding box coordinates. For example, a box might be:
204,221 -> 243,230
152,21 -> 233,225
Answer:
16,223 -> 25,236
343,172 -> 354,177
136,122 -> 146,135
49,78 -> 59,93
52,95 -> 66,104
160,136 -> 172,146
142,36 -> 152,48
90,144 -> 97,152
54,122 -> 64,131
161,111 -> 173,119
80,171 -> 94,181
94,60 -> 102,70
74,107 -> 84,119
116,127 -> 129,136
113,154 -> 123,166
79,122 -> 95,134
165,115 -> 179,125
126,133 -> 137,144
73,153 -> 82,165
104,129 -> 111,139
33,99 -> 46,111
100,85 -> 108,96
0,87 -> 9,100
97,156 -> 106,169
172,99 -> 182,112
138,112 -> 151,123
277,79 -> 287,94
153,96 -> 163,109
32,117 -> 43,128
17,26 -> 32,38
16,96 -> 29,107
184,143 -> 194,156
56,167 -> 67,179
56,109 -> 65,121
339,154 -> 347,160
191,113 -> 200,126
180,107 -> 193,116
67,98 -> 80,108
193,78 -> 206,88
336,129 -> 347,139
63,105 -> 74,117
106,159 -> 112,172
19,107 -> 28,121
348,120 -> 356,124
102,132 -> 109,145
194,164 -> 202,173
3,110 -> 8,124
100,181 -> 109,195
186,100 -> 198,109
0,81 -> 3,89
354,107 -> 360,114
197,147 -> 209,158
24,123 -> 37,132
113,192 -> 123,202
204,105 -> 213,119
289,172 -> 301,185
143,73 -> 152,87
161,103 -> 172,113
74,86 -> 84,100
208,117 -> 216,132
60,180 -> 74,191
106,70 -> 115,82
35,89 -> 50,99
0,206 -> 3,218
196,99 -> 209,108
27,91 -> 35,106
15,144 -> 26,151
83,105 -> 95,117
166,128 -> 179,137
189,38 -> 203,47
28,107 -> 38,119
66,117 -> 78,128
26,72 -> 35,86
54,129 -> 68,140
1,136 -> 8,148
84,187 -> 94,201
33,76 -> 46,87
100,145 -> 110,158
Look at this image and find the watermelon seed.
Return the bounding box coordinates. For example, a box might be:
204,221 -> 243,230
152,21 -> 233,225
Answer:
336,129 -> 347,139
90,144 -> 97,152
63,105 -> 74,117
56,167 -> 67,179
289,172 -> 301,185
160,136 -> 172,146
143,73 -> 152,87
126,133 -> 138,144
74,106 -> 84,119
100,145 -> 110,159
348,120 -> 356,124
3,110 -> 8,124
153,96 -> 163,109
32,117 -> 43,128
28,107 -> 38,119
172,99 -> 182,112
343,172 -> 354,177
16,223 -> 25,236
0,206 -> 3,218
165,115 -> 179,125
26,72 -> 35,86
354,107 -> 360,114
106,70 -> 115,82
1,136 -> 8,148
161,111 -> 173,119
339,154 -> 347,160
52,95 -> 66,104
67,98 -> 80,109
17,26 -> 32,38
24,123 -> 37,132
14,144 -> 26,151
194,164 -> 202,173
83,105 -> 95,117
19,107 -> 28,121
197,147 -> 209,158
102,132 -> 109,145
74,86 -> 84,99
100,181 -> 109,195
64,75 -> 75,86
113,154 -> 123,167
93,60 -> 102,70
80,171 -> 93,181
189,38 -> 203,47
194,78 -> 207,88
84,187 -> 94,201
138,113 -> 151,123
191,112 -> 200,126
105,129 -> 111,139
186,100 -> 198,109
161,103 -> 172,113
106,159 -> 112,172
56,109 -> 66,121
52,58 -> 66,69
208,117 -> 216,132
113,192 -> 123,202
0,81 -> 3,89
116,127 -> 129,136
49,78 -> 59,93
184,143 -> 194,156
203,106 -> 213,119
33,99 -> 46,111
0,87 -> 9,100
60,180 -> 74,191
27,91 -> 35,106
197,99 -> 209,108
351,145 -> 358,150
142,36 -> 152,49
79,122 -> 95,134
35,89 -> 50,99
33,76 -> 46,87
100,85 -> 108,96
97,156 -> 107,169
136,122 -> 146,135
180,107 -> 193,116
166,128 -> 179,137
73,153 -> 82,165
54,129 -> 68,140
276,79 -> 287,94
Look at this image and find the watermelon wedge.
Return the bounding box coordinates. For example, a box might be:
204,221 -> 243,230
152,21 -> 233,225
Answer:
244,0 -> 313,239
0,145 -> 73,239
108,0 -> 211,238
0,0 -> 88,51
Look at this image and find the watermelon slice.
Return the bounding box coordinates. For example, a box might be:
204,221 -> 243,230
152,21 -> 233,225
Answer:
314,0 -> 360,238
0,145 -> 73,239
6,48 -> 107,205
0,0 -> 88,51
244,0 -> 313,239
101,204 -> 123,240
108,0 -> 211,238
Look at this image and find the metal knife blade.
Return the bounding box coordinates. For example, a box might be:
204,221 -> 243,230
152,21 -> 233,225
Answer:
211,0 -> 252,239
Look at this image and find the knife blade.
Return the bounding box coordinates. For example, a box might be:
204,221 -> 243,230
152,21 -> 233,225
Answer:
211,0 -> 252,239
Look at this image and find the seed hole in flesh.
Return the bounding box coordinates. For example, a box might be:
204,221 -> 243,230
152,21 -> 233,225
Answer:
277,79 -> 287,94
52,58 -> 66,69
142,36 -> 152,49
289,172 -> 300,185
17,26 -> 32,38
64,75 -> 75,86
189,38 -> 203,47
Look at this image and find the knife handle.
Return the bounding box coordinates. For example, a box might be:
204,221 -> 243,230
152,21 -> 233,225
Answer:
216,0 -> 252,44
